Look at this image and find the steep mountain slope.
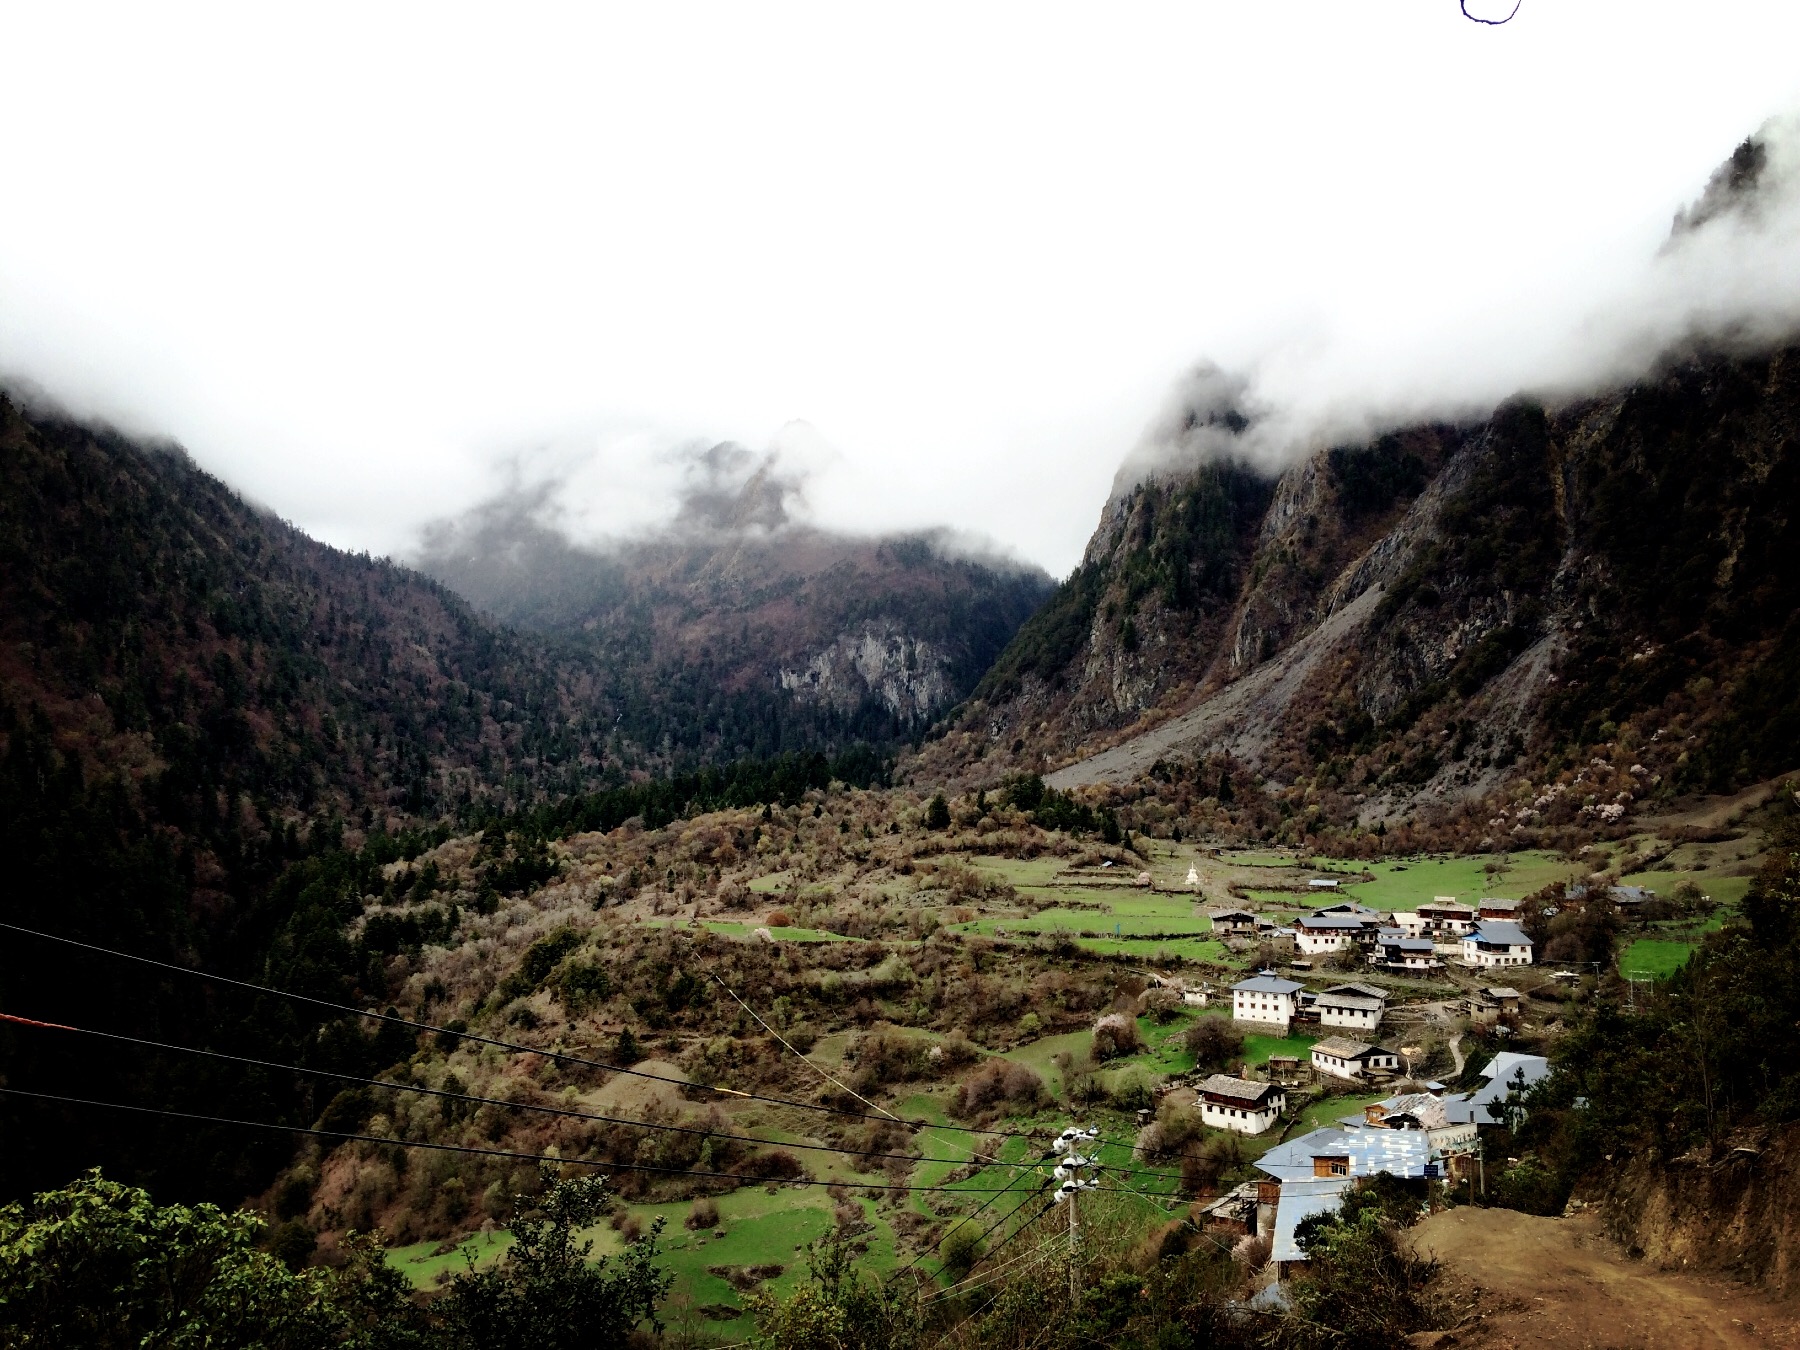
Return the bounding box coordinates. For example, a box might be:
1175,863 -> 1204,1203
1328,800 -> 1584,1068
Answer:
917,343 -> 1800,841
0,394 -> 621,831
0,391 -> 645,1199
415,451 -> 1053,760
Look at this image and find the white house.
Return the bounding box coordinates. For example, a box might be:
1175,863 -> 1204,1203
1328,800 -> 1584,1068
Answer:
1197,1074 -> 1287,1135
1461,920 -> 1534,968
1361,1091 -> 1480,1158
1315,987 -> 1385,1032
1209,908 -> 1260,937
1369,928 -> 1439,971
1310,1036 -> 1400,1081
1293,913 -> 1369,956
1416,899 -> 1477,938
1232,973 -> 1304,1030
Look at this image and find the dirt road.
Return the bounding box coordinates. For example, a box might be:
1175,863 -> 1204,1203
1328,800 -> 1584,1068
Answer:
1407,1207 -> 1799,1348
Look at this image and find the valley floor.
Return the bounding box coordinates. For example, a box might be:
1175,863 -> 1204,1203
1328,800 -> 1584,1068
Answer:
1408,1207 -> 1799,1349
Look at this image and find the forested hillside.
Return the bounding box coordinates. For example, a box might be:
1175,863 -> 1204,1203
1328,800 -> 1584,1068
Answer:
0,395 -> 902,1202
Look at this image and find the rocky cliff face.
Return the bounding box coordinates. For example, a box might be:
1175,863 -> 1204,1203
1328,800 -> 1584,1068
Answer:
778,624 -> 952,721
917,344 -> 1800,837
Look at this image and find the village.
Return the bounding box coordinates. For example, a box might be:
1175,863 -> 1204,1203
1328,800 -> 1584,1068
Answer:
1120,870 -> 1615,1294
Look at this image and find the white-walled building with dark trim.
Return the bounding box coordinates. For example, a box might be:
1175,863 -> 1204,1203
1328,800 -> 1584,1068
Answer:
1461,920 -> 1534,968
1232,973 -> 1303,1031
1197,1074 -> 1287,1135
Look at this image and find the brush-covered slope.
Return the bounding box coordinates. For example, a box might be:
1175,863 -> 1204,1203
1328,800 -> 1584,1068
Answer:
919,342 -> 1800,837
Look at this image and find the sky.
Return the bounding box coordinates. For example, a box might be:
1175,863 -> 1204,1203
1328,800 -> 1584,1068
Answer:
4,4 -> 1800,577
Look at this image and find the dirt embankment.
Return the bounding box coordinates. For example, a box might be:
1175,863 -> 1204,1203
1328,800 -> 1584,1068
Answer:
1407,1207 -> 1800,1348
1590,1122 -> 1800,1298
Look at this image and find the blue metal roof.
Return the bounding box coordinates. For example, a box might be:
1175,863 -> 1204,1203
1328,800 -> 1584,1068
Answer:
1269,1178 -> 1351,1264
1254,1126 -> 1434,1182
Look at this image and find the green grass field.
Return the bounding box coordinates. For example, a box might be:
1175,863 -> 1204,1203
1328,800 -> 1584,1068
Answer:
1336,852 -> 1575,910
1070,936 -> 1231,965
1617,869 -> 1752,910
1242,1028 -> 1319,1066
1619,939 -> 1695,981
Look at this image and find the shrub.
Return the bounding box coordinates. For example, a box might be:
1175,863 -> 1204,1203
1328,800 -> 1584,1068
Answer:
742,1149 -> 804,1180
925,794 -> 951,830
1091,1013 -> 1144,1061
686,1196 -> 721,1230
766,910 -> 792,928
951,1060 -> 1046,1119
1110,1065 -> 1157,1113
1231,1233 -> 1271,1272
1140,987 -> 1183,1024
552,961 -> 612,1013
1183,1017 -> 1245,1072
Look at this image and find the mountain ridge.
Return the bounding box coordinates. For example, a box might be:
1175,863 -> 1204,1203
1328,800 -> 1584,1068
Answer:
914,343 -> 1800,851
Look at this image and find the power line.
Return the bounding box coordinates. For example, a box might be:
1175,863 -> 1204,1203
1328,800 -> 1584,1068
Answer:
887,1166 -> 1039,1287
0,1010 -> 1102,1178
0,1086 -> 1142,1197
921,1196 -> 1065,1349
0,921 -> 1176,1169
922,1232 -> 1063,1305
929,1184 -> 1054,1292
710,972 -> 899,1123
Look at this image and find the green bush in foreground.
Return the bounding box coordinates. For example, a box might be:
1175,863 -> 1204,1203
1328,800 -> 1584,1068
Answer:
0,1166 -> 669,1350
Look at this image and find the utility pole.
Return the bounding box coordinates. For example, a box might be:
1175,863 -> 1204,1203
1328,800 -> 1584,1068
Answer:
1052,1126 -> 1100,1303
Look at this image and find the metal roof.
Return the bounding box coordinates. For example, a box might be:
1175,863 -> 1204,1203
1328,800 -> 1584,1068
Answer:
1323,982 -> 1387,1001
1233,974 -> 1303,994
1255,1126 -> 1434,1183
1296,914 -> 1370,930
1467,1053 -> 1551,1117
1466,920 -> 1532,946
1317,993 -> 1383,1011
1375,932 -> 1434,951
1269,1178 -> 1351,1264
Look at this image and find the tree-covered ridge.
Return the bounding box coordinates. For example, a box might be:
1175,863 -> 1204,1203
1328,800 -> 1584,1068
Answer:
417,483 -> 1054,765
0,394 -> 613,832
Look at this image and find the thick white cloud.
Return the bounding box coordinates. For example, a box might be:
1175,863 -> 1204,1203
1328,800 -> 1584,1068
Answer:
2,4 -> 1798,574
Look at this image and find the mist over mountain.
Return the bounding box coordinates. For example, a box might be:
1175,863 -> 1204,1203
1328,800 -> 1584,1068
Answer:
917,129 -> 1800,842
415,443 -> 1055,762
